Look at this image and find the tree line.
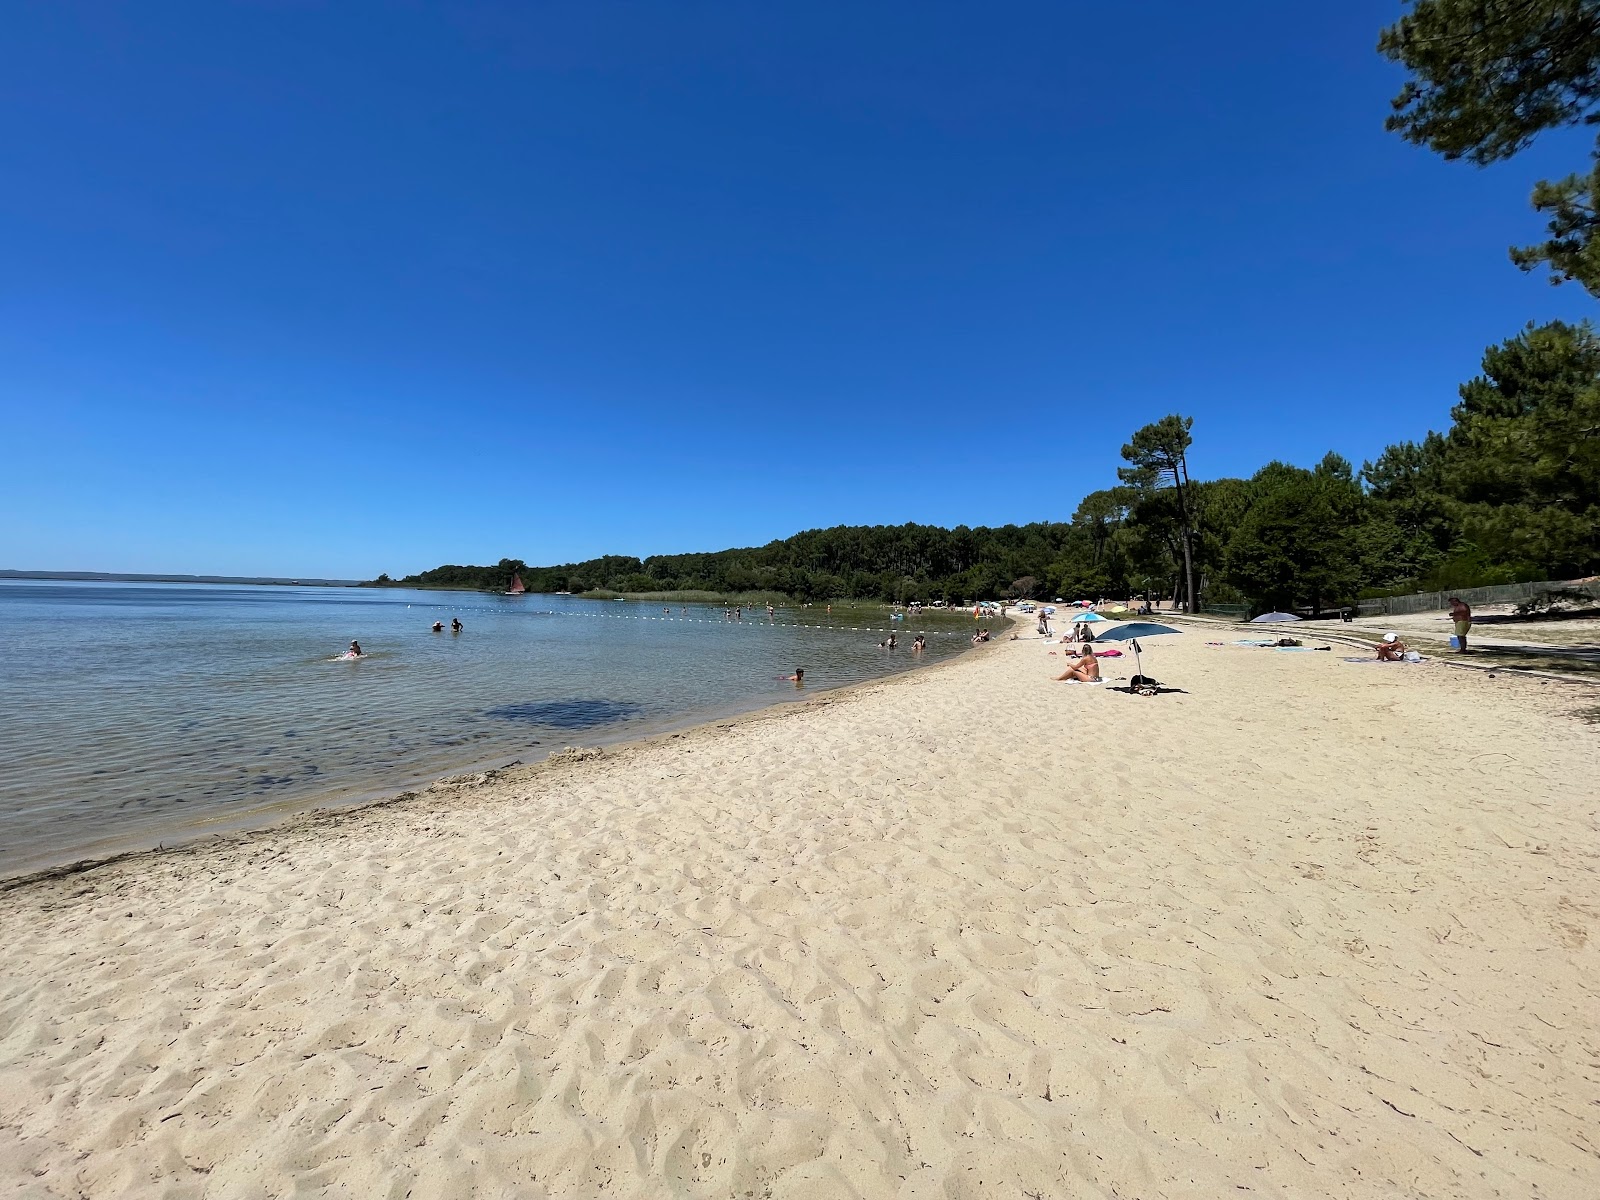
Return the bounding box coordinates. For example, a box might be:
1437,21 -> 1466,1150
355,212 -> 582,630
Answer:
371,6 -> 1600,612
371,317 -> 1598,612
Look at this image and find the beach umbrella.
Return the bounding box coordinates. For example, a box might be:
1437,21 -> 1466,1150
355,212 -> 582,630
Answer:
1250,612 -> 1302,623
1091,621 -> 1183,683
1071,613 -> 1110,637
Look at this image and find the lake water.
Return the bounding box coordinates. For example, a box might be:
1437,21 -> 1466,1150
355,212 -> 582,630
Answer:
0,581 -> 984,877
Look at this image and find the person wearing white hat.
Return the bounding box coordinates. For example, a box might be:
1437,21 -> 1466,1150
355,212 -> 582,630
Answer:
1377,632 -> 1408,661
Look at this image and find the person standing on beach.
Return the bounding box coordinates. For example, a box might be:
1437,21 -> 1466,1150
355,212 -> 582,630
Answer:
1448,597 -> 1472,652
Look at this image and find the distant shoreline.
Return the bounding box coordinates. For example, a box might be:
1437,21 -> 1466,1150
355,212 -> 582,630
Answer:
0,570 -> 362,587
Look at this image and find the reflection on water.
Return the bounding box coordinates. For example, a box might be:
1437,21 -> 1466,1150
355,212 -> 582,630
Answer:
0,581 -> 982,875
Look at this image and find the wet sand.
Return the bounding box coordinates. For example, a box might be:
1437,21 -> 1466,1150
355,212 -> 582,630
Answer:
2,630 -> 1597,1198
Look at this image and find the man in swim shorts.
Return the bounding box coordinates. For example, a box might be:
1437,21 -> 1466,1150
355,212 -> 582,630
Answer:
1447,597 -> 1471,652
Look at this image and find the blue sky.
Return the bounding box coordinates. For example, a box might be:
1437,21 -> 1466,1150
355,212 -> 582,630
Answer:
1,2 -> 1592,579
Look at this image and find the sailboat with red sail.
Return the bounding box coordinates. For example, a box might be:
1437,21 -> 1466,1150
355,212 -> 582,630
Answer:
504,572 -> 526,595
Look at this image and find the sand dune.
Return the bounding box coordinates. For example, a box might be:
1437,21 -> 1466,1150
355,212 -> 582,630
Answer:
2,631 -> 1597,1198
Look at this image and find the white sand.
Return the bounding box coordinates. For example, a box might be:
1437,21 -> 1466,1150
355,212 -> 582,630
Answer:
2,632 -> 1597,1198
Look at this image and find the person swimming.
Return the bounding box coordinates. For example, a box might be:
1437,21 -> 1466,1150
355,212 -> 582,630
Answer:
347,640 -> 363,658
451,617 -> 463,633
912,633 -> 926,652
431,621 -> 444,633
879,632 -> 897,649
787,667 -> 805,684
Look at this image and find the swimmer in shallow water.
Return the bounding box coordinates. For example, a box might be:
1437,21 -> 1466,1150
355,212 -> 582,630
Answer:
451,617 -> 463,633
347,640 -> 363,658
432,621 -> 444,632
786,667 -> 805,684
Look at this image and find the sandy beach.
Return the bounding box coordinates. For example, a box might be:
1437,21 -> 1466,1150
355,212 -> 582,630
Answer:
2,630 -> 1597,1198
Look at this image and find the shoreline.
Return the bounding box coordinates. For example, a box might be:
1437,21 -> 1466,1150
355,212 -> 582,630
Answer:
5,630 -> 1594,1197
0,631 -> 1005,892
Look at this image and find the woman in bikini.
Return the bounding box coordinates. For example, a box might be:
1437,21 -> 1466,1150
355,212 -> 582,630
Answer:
1054,646 -> 1100,682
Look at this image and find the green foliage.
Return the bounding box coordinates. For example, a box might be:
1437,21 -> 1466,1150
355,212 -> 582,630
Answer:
1445,320 -> 1600,575
380,524 -> 1095,604
1417,546 -> 1544,591
1380,0 -> 1600,295
398,557 -> 527,592
1515,586 -> 1600,615
372,322 -> 1599,614
1222,462 -> 1364,613
1509,163 -> 1600,289
1119,416 -> 1198,609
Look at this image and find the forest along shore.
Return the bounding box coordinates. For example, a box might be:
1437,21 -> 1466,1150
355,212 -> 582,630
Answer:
2,634 -> 1596,1198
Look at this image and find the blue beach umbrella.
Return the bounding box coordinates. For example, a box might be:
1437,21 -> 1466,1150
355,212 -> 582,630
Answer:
1090,621 -> 1182,683
1250,612 -> 1302,624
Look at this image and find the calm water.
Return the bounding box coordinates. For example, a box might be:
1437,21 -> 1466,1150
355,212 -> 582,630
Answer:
0,581 -> 981,876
